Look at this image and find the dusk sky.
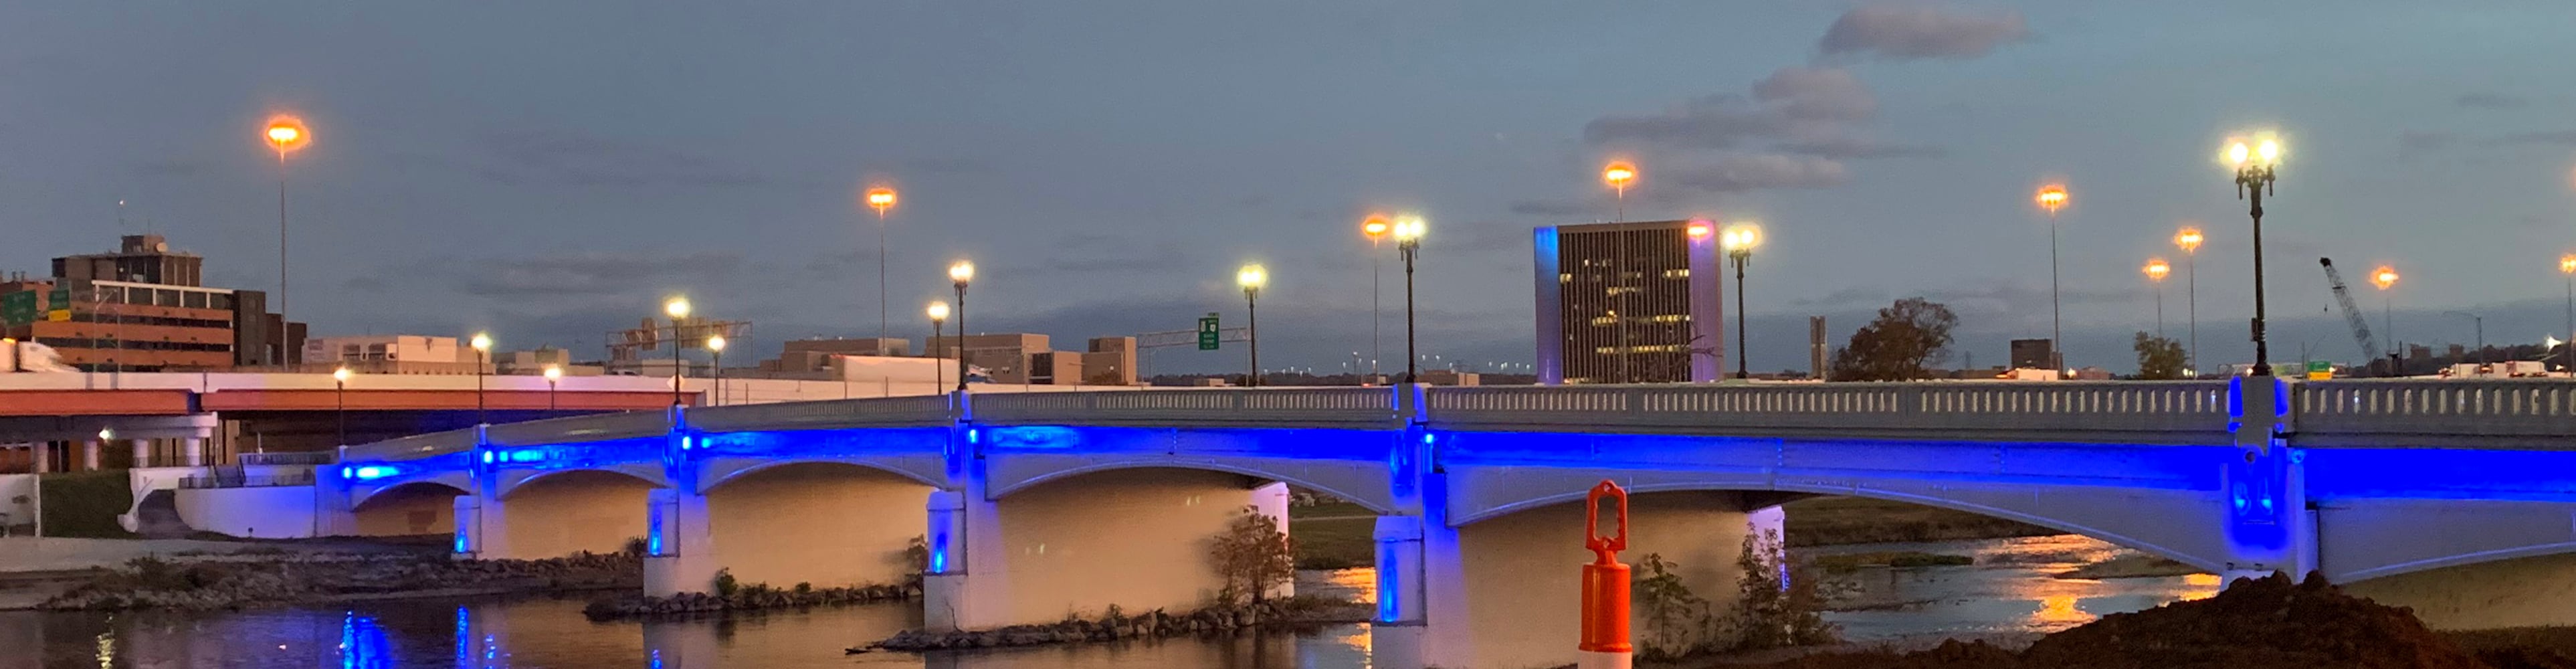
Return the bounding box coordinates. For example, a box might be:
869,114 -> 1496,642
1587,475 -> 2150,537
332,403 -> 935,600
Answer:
6,1 -> 2575,374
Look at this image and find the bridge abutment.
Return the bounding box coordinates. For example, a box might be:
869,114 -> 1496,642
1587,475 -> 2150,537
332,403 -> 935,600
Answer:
643,487 -> 717,596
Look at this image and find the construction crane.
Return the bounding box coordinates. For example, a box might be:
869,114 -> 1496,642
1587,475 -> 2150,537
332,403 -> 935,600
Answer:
2318,258 -> 2393,376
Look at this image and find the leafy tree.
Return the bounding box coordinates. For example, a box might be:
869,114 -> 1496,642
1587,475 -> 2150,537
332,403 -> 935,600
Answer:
1827,298 -> 1957,381
2133,332 -> 2187,379
1207,505 -> 1296,607
1728,527 -> 1836,650
1632,553 -> 1714,660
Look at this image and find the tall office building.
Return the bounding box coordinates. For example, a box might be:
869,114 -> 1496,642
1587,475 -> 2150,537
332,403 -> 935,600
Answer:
1,235 -> 304,371
1532,220 -> 1725,384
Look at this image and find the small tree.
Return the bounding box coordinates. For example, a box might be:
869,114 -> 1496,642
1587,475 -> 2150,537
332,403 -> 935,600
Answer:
2133,332 -> 2187,379
1208,505 -> 1296,607
1631,553 -> 1714,660
1827,298 -> 1958,381
1727,527 -> 1835,650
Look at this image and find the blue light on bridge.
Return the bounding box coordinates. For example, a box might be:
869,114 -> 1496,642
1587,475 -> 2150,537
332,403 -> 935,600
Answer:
349,466 -> 392,481
1375,540 -> 1400,622
480,451 -> 494,464
338,611 -> 391,669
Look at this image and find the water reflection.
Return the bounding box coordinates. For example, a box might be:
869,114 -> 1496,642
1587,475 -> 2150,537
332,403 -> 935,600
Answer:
1807,535 -> 2223,640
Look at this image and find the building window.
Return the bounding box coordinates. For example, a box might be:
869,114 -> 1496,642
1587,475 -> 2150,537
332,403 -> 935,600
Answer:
183,291 -> 208,308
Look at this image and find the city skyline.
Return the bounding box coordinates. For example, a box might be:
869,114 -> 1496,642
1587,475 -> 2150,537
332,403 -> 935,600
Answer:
5,2 -> 2575,373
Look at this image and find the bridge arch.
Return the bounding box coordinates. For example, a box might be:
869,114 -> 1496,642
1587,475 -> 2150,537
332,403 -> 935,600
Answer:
349,471 -> 474,510
701,461 -> 938,589
495,464 -> 668,500
986,456 -> 1398,514
350,480 -> 470,537
497,468 -> 662,559
698,456 -> 942,495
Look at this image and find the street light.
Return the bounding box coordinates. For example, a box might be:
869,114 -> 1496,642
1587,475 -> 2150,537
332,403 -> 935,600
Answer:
706,334 -> 728,407
2145,258 -> 2171,339
865,186 -> 899,352
2175,226 -> 2204,371
2561,255 -> 2576,374
927,301 -> 950,392
263,115 -> 311,321
2225,133 -> 2284,376
332,366 -> 353,447
2372,266 -> 2399,362
2034,183 -> 2070,372
664,297 -> 691,406
1719,221 -> 1763,380
1602,162 -> 1637,222
2443,310 -> 2486,371
1361,213 -> 1391,378
542,364 -> 563,411
1237,264 -> 1268,387
1393,215 -> 1426,384
469,332 -> 492,425
949,260 -> 975,393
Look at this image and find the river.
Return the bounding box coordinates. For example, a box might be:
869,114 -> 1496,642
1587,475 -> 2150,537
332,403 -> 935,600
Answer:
3,536 -> 2215,668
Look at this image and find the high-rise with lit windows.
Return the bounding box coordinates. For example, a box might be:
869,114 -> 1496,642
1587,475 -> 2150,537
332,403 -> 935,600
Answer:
1532,220 -> 1725,384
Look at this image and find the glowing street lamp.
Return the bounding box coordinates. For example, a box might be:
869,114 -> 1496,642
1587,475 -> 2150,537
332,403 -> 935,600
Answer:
927,301 -> 951,391
470,332 -> 493,424
864,186 -> 899,351
706,334 -> 728,407
1393,215 -> 1427,384
2371,266 -> 2400,361
2175,225 -> 2205,371
1603,162 -> 1637,222
2034,183 -> 2070,371
949,260 -> 975,393
542,364 -> 563,410
1361,214 -> 1391,377
2144,258 -> 2172,339
263,115 -> 311,318
2224,133 -> 2284,375
333,366 -> 353,446
1720,221 -> 1763,379
1237,264 -> 1268,387
664,296 -> 692,406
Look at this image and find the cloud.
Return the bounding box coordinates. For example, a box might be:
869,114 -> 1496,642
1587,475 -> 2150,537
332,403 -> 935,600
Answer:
1753,66 -> 1877,121
448,251 -> 745,298
2483,130 -> 2576,147
1664,153 -> 1849,192
1817,4 -> 2031,62
1509,200 -> 1592,217
1583,93 -> 1775,151
2397,131 -> 2458,157
2455,92 -> 2529,109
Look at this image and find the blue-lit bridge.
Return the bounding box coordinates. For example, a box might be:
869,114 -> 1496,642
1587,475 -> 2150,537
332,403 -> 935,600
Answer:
322,380 -> 2576,669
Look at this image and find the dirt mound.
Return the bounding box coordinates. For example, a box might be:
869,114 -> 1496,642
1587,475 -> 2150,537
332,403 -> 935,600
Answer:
1746,572 -> 2520,669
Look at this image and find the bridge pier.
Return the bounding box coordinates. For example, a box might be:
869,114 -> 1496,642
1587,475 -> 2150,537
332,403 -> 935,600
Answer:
643,488 -> 718,596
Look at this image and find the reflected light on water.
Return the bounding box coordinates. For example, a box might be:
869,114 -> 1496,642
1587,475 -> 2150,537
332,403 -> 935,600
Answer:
2179,573 -> 2223,600
2029,594 -> 2089,627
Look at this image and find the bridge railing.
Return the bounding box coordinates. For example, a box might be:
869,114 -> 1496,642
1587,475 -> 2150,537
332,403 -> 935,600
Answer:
1427,381 -> 2232,442
688,395 -> 955,433
971,387 -> 1397,427
343,428 -> 480,462
485,409 -> 672,448
2292,380 -> 2576,447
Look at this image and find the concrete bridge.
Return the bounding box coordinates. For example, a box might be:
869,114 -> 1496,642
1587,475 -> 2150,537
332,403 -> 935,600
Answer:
324,379 -> 2576,668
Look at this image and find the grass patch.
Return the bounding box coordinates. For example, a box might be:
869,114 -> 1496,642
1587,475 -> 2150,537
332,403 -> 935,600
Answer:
1288,514 -> 1375,570
1783,496 -> 2058,547
1813,551 -> 1974,573
39,470 -> 135,539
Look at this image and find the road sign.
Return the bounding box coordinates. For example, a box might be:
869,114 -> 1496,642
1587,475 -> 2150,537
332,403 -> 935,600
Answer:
2306,360 -> 2333,381
45,288 -> 70,322
1197,314 -> 1221,351
1,292 -> 33,326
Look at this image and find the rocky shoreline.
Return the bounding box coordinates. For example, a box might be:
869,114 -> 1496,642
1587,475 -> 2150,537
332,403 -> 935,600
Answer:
856,596 -> 1372,653
583,582 -> 919,620
37,552 -> 640,611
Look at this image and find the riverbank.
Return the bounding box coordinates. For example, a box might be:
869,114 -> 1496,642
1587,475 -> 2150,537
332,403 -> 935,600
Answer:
858,595 -> 1373,652
33,551 -> 639,611
583,581 -> 918,619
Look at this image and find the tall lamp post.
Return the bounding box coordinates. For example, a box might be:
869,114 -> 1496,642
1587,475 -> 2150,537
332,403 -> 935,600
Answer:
2560,255 -> 2575,374
866,187 -> 898,343
2175,226 -> 2204,373
1718,221 -> 1762,379
664,297 -> 692,406
1237,264 -> 1267,387
1361,214 -> 1390,378
1603,162 -> 1636,223
332,366 -> 352,447
2034,184 -> 2070,371
927,301 -> 950,393
949,261 -> 975,393
470,332 -> 492,425
2371,266 -> 2400,366
1604,163 -> 1638,381
2225,135 -> 2284,376
2444,310 -> 2486,371
263,116 -> 310,319
706,334 -> 727,407
543,365 -> 562,411
2144,258 -> 2171,338
1393,215 -> 1425,384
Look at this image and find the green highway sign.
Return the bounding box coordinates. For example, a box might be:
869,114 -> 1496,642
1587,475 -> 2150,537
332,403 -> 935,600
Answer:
1197,314 -> 1221,351
46,288 -> 70,321
1,291 -> 33,326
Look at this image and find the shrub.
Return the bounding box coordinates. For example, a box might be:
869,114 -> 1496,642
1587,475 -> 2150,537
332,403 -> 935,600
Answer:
712,569 -> 738,597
